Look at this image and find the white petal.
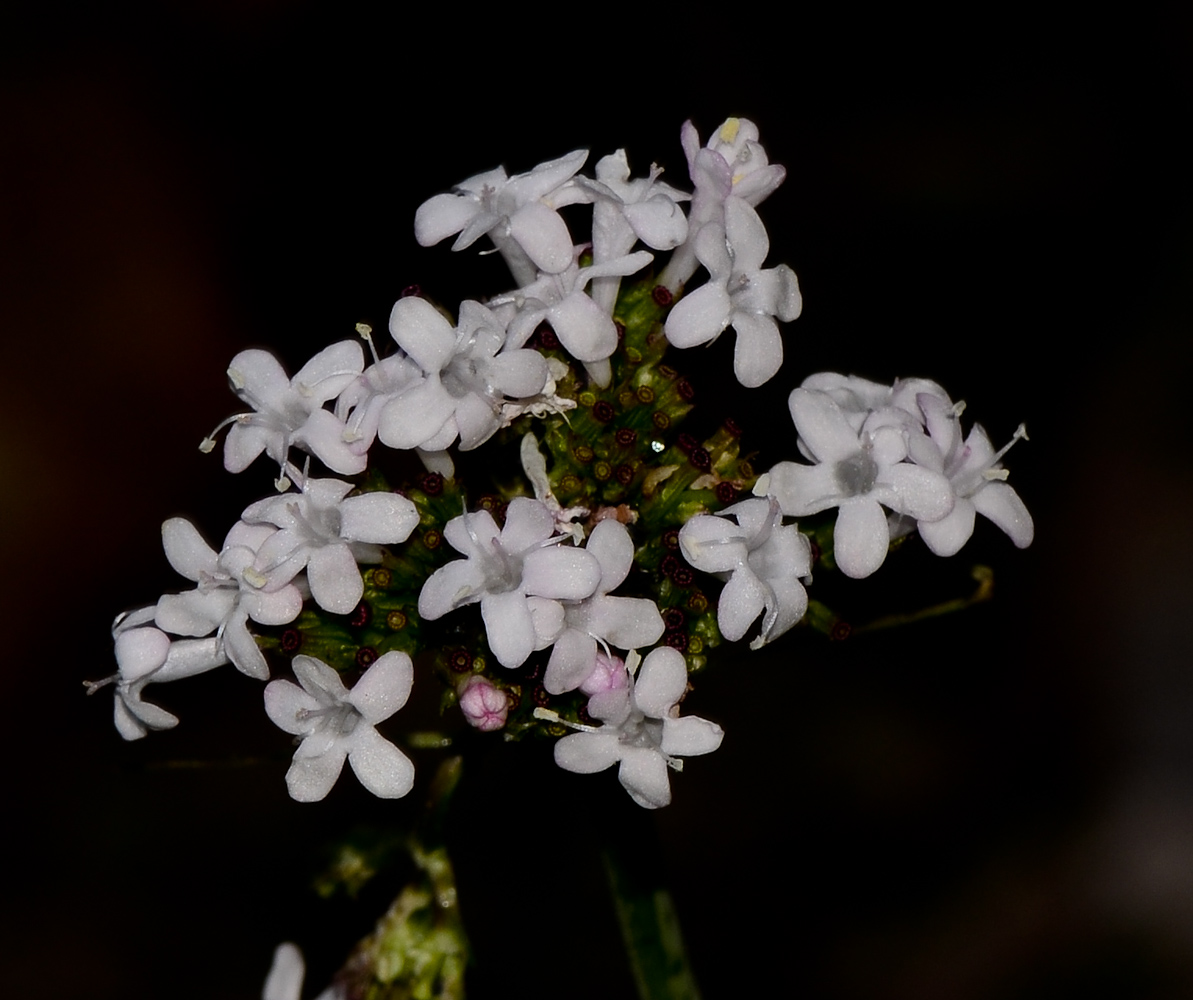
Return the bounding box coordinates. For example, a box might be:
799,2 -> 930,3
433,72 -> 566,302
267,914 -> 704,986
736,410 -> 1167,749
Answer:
161,518 -> 217,581
680,514 -> 746,574
418,560 -> 485,619
731,310 -> 783,388
788,388 -> 860,463
554,731 -> 621,774
548,293 -> 618,363
339,492 -> 419,544
347,726 -> 415,799
307,543 -> 364,615
414,192 -> 480,246
115,628 -> 171,682
522,547 -> 601,601
972,481 -> 1034,548
717,569 -> 768,642
618,748 -> 671,809
633,647 -> 688,718
508,201 -> 574,274
586,596 -> 666,651
263,943 -> 306,1000
223,607 -> 270,680
661,715 -> 724,757
918,498 -> 976,557
664,282 -> 730,348
481,590 -> 536,668
285,743 -> 348,802
349,651 -> 414,724
389,297 -> 456,374
833,498 -> 891,579
264,679 -> 320,735
544,628 -> 598,695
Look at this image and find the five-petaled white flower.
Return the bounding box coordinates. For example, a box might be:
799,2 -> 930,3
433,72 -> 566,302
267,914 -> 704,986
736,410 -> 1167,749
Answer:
242,478 -> 419,615
553,646 -> 723,809
418,497 -> 602,669
203,342 -> 366,488
761,387 -> 954,579
679,497 -> 811,649
263,652 -> 415,802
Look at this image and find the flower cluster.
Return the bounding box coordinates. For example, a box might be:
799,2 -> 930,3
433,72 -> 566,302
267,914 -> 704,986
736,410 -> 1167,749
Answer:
91,117 -> 1033,822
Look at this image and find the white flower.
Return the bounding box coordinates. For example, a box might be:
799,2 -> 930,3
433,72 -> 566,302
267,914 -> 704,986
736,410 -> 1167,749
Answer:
378,297 -> 549,452
907,392 -> 1034,556
660,117 -> 787,293
203,342 -> 366,488
242,478 -> 419,615
418,497 -> 602,669
86,627 -> 229,740
154,517 -> 302,680
496,248 -> 653,387
663,198 -> 801,387
334,348 -> 420,458
542,519 -> 665,695
262,943 -> 343,1000
679,497 -> 811,649
263,653 -> 415,802
553,647 -> 723,809
761,387 -> 954,578
414,149 -> 589,286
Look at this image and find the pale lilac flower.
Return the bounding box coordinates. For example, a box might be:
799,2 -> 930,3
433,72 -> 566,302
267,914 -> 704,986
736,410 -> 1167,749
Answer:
679,497 -> 811,649
457,675 -> 509,732
154,517 -> 302,680
660,117 -> 787,293
497,248 -> 653,387
577,149 -> 690,313
542,519 -> 665,695
264,652 -> 415,802
905,392 -> 1034,556
334,326 -> 421,458
761,387 -> 954,578
553,647 -> 723,809
86,627 -> 229,740
663,198 -> 801,387
414,149 -> 589,286
377,297 -> 548,452
242,478 -> 419,615
418,497 -> 602,669
202,342 -> 366,488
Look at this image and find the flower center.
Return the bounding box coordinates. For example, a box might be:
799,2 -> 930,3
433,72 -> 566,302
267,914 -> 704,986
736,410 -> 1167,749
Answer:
834,450 -> 878,496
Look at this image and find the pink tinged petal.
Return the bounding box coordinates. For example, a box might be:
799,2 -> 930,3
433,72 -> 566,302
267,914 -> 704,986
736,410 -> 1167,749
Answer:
339,492 -> 419,545
377,380 -> 457,450
766,461 -> 841,517
293,655 -> 350,703
118,693 -> 178,736
113,698 -> 148,741
481,590 -> 536,668
680,515 -> 746,574
545,628 -> 598,695
389,297 -> 456,373
115,628 -> 171,682
758,576 -> 808,645
527,596 -> 565,647
295,410 -> 368,476
586,519 -> 634,590
161,518 -> 217,581
307,543 -> 364,614
724,198 -> 769,273
522,546 -> 601,600
733,164 -> 787,206
454,392 -> 500,452
285,744 -> 348,802
347,726 -> 415,799
664,282 -> 730,348
918,498 -> 977,557
555,731 -> 622,774
788,388 -> 861,463
349,651 -> 413,724
619,748 -> 671,809
633,647 -> 688,717
717,569 -> 769,642
508,201 -> 574,274
548,293 -> 618,363
877,464 -> 955,522
624,196 -> 688,249
661,715 -> 724,757
731,310 -> 783,388
154,590 -> 233,637
245,584 -> 303,626
228,349 -> 289,405
292,341 -> 364,401
588,596 -> 666,650
418,560 -> 486,619
223,420 -> 277,473
264,680 -> 321,734
223,608 -> 269,680
833,498 -> 891,579
499,497 -> 556,553
487,349 -> 549,399
507,149 -> 588,202
414,192 -> 481,246
972,481 -> 1034,548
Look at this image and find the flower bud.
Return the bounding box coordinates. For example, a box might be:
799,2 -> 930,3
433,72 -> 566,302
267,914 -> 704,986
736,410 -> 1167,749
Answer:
458,676 -> 509,732
579,651 -> 629,697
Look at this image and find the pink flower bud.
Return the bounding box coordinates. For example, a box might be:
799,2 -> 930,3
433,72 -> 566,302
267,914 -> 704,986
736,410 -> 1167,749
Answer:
458,676 -> 509,732
579,651 -> 629,697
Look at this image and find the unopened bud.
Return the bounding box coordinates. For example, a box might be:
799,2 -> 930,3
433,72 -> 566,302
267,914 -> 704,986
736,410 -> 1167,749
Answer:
458,676 -> 509,732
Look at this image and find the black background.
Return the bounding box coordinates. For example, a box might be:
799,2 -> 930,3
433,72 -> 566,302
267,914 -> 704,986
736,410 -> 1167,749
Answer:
3,4 -> 1193,997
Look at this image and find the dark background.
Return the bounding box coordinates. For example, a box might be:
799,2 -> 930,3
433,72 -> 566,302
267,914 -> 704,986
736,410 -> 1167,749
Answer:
3,4 -> 1193,997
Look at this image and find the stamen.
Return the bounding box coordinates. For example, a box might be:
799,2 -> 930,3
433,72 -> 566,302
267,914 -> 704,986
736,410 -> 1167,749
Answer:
989,423 -> 1028,466
533,707 -> 599,734
83,674 -> 117,695
198,413 -> 246,453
